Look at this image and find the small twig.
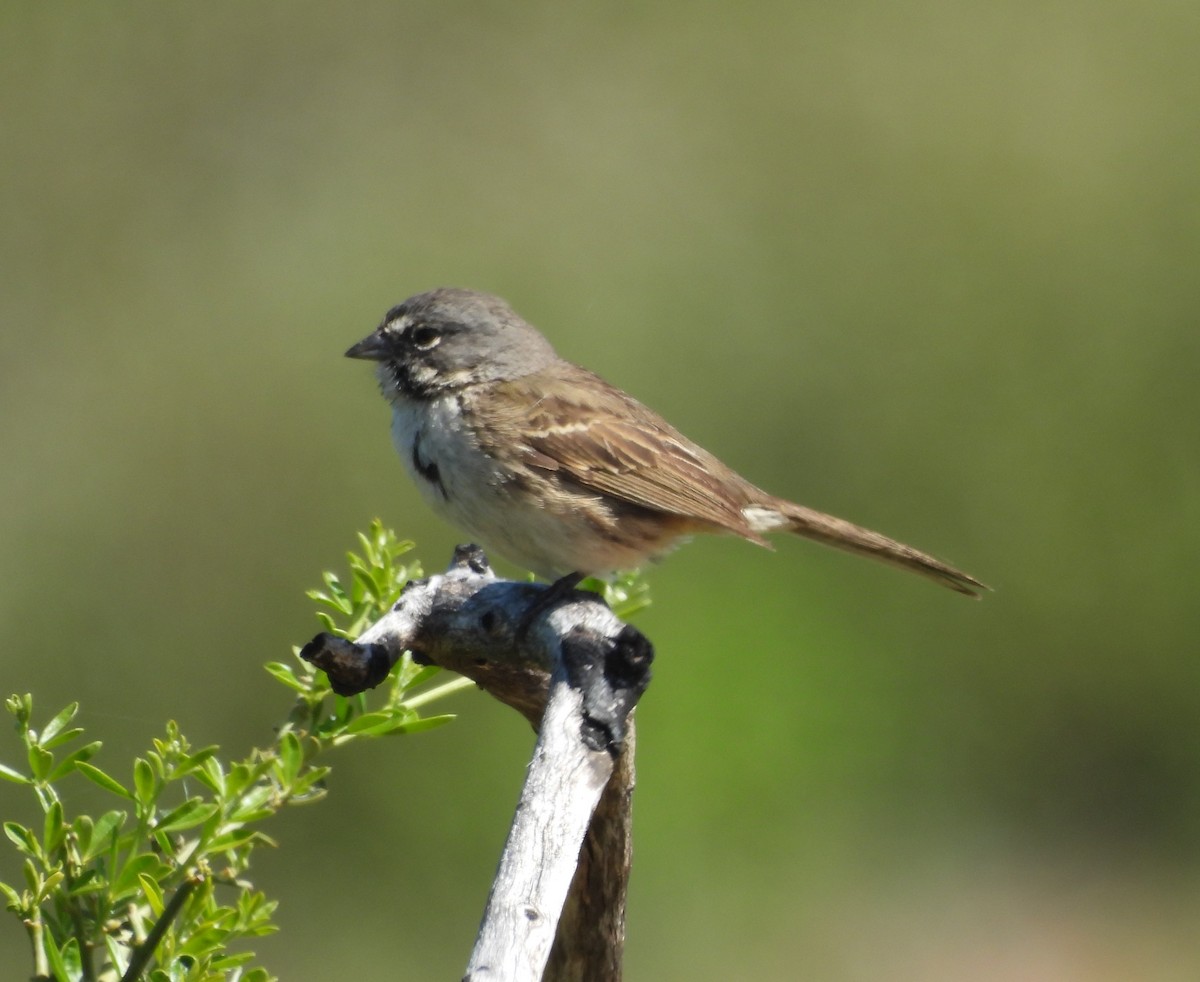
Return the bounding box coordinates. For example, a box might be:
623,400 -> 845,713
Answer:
28,914 -> 49,980
401,674 -> 478,711
65,865 -> 96,982
120,873 -> 201,982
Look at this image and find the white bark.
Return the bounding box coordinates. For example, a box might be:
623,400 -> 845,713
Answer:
463,677 -> 614,981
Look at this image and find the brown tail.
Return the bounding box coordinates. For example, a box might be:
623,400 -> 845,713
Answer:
777,501 -> 988,597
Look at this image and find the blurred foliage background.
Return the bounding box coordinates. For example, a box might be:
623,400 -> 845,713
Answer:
2,2 -> 1198,978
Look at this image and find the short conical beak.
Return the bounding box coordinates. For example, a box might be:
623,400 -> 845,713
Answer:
345,331 -> 391,361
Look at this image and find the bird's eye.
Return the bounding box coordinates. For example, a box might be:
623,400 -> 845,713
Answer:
410,326 -> 441,350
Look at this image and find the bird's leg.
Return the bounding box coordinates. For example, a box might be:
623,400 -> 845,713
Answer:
517,572 -> 591,640
546,571 -> 586,598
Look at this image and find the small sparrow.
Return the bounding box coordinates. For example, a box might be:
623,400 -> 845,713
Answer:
346,288 -> 986,597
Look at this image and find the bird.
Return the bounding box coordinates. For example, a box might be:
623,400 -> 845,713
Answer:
345,288 -> 986,597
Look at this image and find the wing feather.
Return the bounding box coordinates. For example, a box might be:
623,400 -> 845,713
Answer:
470,369 -> 765,539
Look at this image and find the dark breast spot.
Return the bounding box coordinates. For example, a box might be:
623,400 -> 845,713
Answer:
411,433 -> 447,499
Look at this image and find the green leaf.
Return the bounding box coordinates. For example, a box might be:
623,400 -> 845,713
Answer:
263,662 -> 305,692
38,702 -> 80,746
0,880 -> 24,912
338,709 -> 456,738
175,745 -> 219,776
38,868 -> 66,901
81,810 -> 126,862
276,731 -> 302,784
26,743 -> 52,781
351,564 -> 381,599
23,858 -> 40,893
103,935 -> 132,977
400,663 -> 441,690
205,827 -> 260,853
4,822 -> 41,860
48,740 -> 103,781
0,761 -> 29,784
155,798 -> 218,834
56,936 -> 82,981
211,951 -> 256,970
223,762 -> 256,798
289,766 -> 330,800
43,800 -> 65,854
341,711 -> 398,736
41,726 -> 85,751
41,929 -> 69,982
229,785 -> 275,823
134,757 -> 156,805
72,814 -> 94,855
112,852 -> 172,900
392,714 -> 455,735
76,761 -> 132,799
139,872 -> 165,916
195,756 -> 226,796
603,570 -> 652,618
64,868 -> 106,897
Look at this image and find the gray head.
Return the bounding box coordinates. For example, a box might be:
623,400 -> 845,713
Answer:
346,288 -> 560,400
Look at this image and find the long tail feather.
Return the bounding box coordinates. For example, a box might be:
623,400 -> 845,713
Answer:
776,501 -> 988,597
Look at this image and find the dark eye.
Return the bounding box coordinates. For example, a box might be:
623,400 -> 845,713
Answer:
410,325 -> 441,350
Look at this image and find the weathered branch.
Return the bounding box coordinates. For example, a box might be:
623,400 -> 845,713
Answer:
544,739 -> 635,982
300,546 -> 653,981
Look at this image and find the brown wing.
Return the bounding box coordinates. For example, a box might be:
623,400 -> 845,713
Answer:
471,367 -> 767,541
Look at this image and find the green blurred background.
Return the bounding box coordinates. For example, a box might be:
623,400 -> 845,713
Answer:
3,2 -> 1198,978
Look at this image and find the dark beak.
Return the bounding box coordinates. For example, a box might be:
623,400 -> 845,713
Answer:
345,331 -> 391,361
